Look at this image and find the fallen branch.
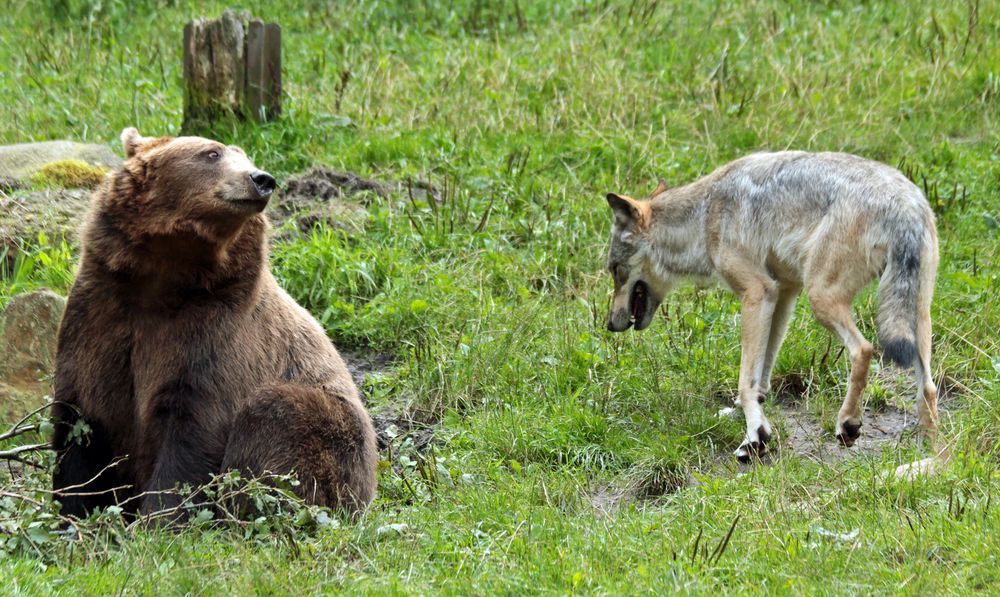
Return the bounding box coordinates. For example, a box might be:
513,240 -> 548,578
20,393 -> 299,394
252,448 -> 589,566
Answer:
0,442 -> 51,460
0,401 -> 56,443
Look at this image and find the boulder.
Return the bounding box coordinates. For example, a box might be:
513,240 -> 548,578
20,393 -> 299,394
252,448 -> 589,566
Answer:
0,140 -> 121,185
0,289 -> 67,386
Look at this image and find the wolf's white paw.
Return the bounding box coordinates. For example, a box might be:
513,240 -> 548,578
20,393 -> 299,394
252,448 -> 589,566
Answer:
894,457 -> 939,480
735,420 -> 772,463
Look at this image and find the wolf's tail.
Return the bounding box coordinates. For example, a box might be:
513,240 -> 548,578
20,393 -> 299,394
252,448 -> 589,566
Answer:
877,230 -> 927,368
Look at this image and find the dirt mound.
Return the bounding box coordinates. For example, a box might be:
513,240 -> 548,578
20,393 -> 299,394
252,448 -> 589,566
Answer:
271,168 -> 439,236
0,167 -> 441,267
282,168 -> 394,202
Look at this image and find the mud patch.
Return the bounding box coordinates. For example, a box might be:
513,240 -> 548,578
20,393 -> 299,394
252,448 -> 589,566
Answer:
339,349 -> 396,400
764,370 -> 955,464
372,409 -> 437,454
271,168 -> 439,236
338,349 -> 436,452
772,399 -> 913,464
589,371 -> 960,514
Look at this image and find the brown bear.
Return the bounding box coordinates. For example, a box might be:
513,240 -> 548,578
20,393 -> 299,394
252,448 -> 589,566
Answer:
51,128 -> 377,518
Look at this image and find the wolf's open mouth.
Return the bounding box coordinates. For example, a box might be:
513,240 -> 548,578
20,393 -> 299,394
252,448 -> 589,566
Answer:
629,280 -> 648,324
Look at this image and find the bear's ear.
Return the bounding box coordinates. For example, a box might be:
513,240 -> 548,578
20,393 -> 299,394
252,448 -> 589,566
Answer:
120,127 -> 152,158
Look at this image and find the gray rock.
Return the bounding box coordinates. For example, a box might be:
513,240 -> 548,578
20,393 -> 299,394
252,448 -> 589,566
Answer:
0,140 -> 122,184
0,289 -> 67,386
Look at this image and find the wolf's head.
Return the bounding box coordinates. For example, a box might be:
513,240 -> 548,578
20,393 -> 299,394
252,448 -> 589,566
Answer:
604,182 -> 669,332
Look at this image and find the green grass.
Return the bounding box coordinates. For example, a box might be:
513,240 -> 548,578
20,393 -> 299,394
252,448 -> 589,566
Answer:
1,0 -> 998,593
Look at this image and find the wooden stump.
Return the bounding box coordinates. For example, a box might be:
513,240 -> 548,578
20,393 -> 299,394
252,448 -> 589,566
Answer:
183,10 -> 281,127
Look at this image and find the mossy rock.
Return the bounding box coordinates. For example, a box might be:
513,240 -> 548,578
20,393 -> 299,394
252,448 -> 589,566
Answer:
0,140 -> 121,184
30,159 -> 109,189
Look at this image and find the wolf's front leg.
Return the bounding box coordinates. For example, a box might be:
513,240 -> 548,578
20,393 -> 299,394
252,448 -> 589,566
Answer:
732,276 -> 780,462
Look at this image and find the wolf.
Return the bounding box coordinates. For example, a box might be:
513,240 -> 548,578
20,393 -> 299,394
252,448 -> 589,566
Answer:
604,151 -> 941,474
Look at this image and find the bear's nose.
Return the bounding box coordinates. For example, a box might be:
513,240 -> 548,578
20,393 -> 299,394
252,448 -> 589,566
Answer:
250,170 -> 277,197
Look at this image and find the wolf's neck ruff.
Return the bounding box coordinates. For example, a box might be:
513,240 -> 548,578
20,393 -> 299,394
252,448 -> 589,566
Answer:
646,196 -> 714,282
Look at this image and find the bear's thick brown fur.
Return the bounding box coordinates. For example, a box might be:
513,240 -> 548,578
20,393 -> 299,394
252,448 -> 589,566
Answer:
51,128 -> 377,518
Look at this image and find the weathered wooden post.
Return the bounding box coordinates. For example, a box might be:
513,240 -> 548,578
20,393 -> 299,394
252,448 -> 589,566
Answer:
183,10 -> 281,128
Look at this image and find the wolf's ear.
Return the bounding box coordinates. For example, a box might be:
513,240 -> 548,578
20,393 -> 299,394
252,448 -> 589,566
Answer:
606,192 -> 647,228
650,179 -> 668,197
120,127 -> 151,158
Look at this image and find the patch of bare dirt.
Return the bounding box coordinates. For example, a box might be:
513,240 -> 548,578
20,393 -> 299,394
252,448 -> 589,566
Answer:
271,168 -> 439,236
588,473 -> 703,516
772,399 -> 912,464
589,487 -> 628,516
338,349 -> 436,452
765,370 -> 956,464
339,349 -> 395,399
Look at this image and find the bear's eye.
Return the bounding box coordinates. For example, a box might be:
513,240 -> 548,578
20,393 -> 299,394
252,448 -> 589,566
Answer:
207,150 -> 220,160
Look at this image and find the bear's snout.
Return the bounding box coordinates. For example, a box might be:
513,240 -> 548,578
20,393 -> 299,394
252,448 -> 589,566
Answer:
250,170 -> 277,198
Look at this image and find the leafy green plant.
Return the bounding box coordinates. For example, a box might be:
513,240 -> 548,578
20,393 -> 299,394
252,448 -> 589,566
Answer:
0,233 -> 75,309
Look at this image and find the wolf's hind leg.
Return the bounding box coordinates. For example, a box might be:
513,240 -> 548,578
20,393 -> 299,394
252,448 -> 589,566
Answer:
914,300 -> 939,446
807,289 -> 872,447
895,247 -> 944,479
893,356 -> 944,479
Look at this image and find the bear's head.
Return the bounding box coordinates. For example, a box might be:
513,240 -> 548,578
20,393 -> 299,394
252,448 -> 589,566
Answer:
85,128 -> 278,275
111,128 -> 276,241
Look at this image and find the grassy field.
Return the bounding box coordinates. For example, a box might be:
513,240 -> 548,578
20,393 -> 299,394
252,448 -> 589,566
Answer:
1,0 -> 998,593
